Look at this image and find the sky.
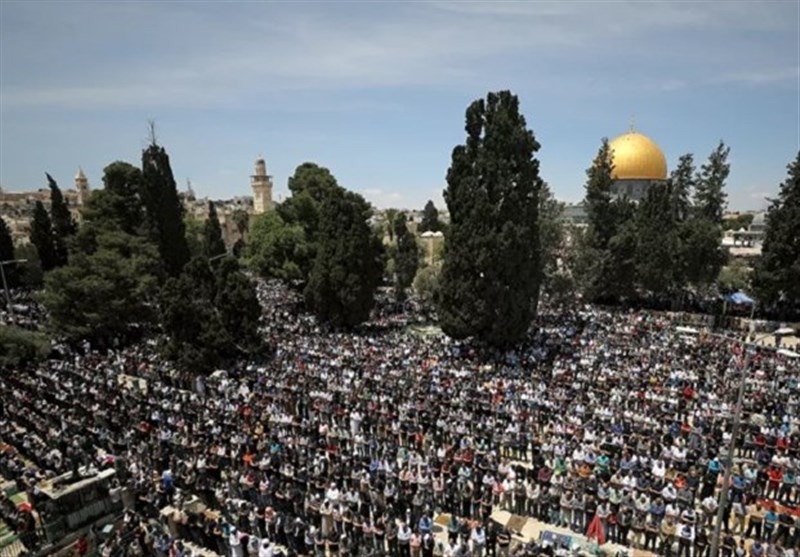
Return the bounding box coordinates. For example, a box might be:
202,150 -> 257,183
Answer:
1,1 -> 798,212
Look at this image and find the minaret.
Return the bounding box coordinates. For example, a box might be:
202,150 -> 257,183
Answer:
75,167 -> 90,206
251,157 -> 273,214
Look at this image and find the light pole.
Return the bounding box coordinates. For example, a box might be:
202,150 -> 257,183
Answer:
708,326 -> 795,557
0,258 -> 27,319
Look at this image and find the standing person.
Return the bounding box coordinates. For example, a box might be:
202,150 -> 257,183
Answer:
497,527 -> 511,557
421,531 -> 435,557
471,523 -> 487,557
398,521 -> 412,557
722,531 -> 736,557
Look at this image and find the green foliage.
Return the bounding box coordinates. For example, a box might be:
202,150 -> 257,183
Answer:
141,143 -> 190,277
635,182 -> 680,297
288,162 -> 340,201
0,326 -> 50,368
215,257 -> 262,352
752,151 -> 800,312
203,202 -> 227,258
419,200 -> 442,233
413,265 -> 440,304
669,154 -> 694,223
47,173 -> 76,267
392,213 -> 419,301
40,231 -> 161,344
246,211 -> 311,282
384,209 -> 399,242
580,140 -> 639,302
305,188 -> 384,327
184,216 -> 205,258
160,255 -> 261,373
0,217 -> 17,289
679,216 -> 726,289
86,161 -> 145,234
438,90 -> 542,346
723,214 -> 755,231
694,141 -> 730,225
29,201 -> 58,272
14,244 -> 43,289
585,139 -> 617,251
538,183 -> 567,298
231,209 -> 250,238
719,259 -> 751,294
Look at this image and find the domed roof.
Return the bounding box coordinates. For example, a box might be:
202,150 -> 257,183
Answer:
609,131 -> 668,181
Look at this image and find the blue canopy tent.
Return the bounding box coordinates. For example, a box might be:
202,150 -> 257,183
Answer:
723,291 -> 756,320
726,291 -> 755,305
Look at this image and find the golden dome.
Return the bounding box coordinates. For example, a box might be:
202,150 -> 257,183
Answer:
609,131 -> 667,181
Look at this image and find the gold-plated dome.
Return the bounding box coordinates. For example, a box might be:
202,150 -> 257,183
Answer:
609,131 -> 667,180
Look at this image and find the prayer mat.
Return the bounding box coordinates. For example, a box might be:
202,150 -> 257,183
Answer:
507,514 -> 528,533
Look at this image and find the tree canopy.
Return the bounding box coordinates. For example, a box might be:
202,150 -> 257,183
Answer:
419,200 -> 443,233
437,90 -> 543,346
752,151 -> 800,314
392,213 -> 419,301
304,188 -> 384,327
141,142 -> 190,276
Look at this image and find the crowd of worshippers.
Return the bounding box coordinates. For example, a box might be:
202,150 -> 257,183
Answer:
1,281 -> 800,557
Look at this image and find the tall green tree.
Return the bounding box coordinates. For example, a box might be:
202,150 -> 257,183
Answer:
288,162 -> 340,201
203,202 -> 226,258
437,90 -> 542,346
752,151 -> 800,314
669,153 -> 694,223
679,217 -> 726,289
141,142 -> 190,276
419,200 -> 442,233
694,141 -> 730,225
160,255 -> 261,373
29,201 -> 58,272
392,213 -> 419,301
47,173 -> 76,267
584,139 -> 617,251
215,257 -> 262,352
635,182 -> 679,297
0,217 -> 17,289
538,183 -> 568,299
581,139 -> 637,302
305,188 -> 384,327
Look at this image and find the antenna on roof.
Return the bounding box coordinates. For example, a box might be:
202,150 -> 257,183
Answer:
629,114 -> 636,132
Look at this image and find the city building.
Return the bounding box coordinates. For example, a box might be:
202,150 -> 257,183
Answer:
0,169 -> 87,244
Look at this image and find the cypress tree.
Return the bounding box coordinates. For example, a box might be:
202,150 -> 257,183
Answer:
752,151 -> 800,315
304,188 -> 384,327
669,153 -> 694,223
635,182 -> 679,297
392,213 -> 419,302
29,201 -> 58,272
694,141 -> 730,225
437,90 -> 542,346
203,201 -> 226,259
0,217 -> 16,288
47,173 -> 76,267
141,142 -> 190,276
585,139 -> 617,251
419,200 -> 442,233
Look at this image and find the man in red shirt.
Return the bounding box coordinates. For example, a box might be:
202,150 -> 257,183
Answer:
766,465 -> 783,500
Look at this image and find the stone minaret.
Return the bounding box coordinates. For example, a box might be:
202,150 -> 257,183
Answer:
75,167 -> 90,206
251,157 -> 273,214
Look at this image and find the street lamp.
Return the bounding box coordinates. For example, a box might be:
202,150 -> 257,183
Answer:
708,326 -> 795,557
0,258 -> 27,319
